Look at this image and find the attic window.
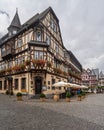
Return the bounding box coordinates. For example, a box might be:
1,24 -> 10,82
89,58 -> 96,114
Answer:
36,31 -> 42,41
50,19 -> 57,32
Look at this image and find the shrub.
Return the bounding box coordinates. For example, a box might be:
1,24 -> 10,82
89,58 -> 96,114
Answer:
6,90 -> 10,95
82,92 -> 86,96
40,93 -> 46,98
66,92 -> 71,98
16,92 -> 22,97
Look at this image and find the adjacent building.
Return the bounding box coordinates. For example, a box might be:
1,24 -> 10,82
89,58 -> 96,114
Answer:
81,68 -> 99,90
0,7 -> 82,95
99,71 -> 104,87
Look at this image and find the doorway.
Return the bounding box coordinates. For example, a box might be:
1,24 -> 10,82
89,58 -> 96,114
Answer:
35,77 -> 42,94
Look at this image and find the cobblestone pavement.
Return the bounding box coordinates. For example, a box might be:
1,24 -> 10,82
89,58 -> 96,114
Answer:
0,94 -> 104,130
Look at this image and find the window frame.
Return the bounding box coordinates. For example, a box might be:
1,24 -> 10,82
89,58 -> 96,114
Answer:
21,78 -> 26,90
36,31 -> 42,41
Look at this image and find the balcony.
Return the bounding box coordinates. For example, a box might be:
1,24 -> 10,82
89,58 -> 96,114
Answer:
1,48 -> 15,59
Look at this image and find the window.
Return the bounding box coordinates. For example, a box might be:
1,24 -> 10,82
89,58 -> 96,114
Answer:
0,81 -> 2,90
52,79 -> 55,84
8,61 -> 12,68
48,86 -> 50,89
50,18 -> 57,32
36,31 -> 41,41
13,30 -> 17,34
50,19 -> 54,29
46,35 -> 50,45
19,57 -> 25,64
2,46 -> 5,53
34,51 -> 43,60
18,39 -> 22,48
15,59 -> 18,65
52,86 -> 55,90
21,78 -> 26,89
4,80 -> 7,90
55,44 -> 59,53
14,79 -> 18,90
53,23 -> 57,32
48,81 -> 50,85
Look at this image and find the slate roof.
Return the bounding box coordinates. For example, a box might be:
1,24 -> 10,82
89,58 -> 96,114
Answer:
9,10 -> 21,29
92,68 -> 99,79
68,50 -> 82,72
99,71 -> 104,78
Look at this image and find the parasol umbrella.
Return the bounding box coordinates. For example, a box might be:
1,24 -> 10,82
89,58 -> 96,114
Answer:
52,81 -> 69,88
67,83 -> 81,88
80,85 -> 88,89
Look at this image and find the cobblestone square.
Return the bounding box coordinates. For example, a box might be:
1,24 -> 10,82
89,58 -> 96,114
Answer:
0,94 -> 104,130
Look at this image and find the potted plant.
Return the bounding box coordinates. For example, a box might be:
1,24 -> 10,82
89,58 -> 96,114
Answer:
16,92 -> 23,101
53,93 -> 60,102
82,92 -> 86,99
5,90 -> 10,95
40,93 -> 46,102
77,94 -> 82,101
66,92 -> 71,102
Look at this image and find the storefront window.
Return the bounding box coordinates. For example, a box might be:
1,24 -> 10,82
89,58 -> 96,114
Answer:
15,79 -> 18,90
0,81 -> 2,90
21,78 -> 26,89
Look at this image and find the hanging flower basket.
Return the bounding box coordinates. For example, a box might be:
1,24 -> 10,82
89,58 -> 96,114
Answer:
6,68 -> 12,74
32,59 -> 46,69
12,65 -> 21,72
20,64 -> 26,71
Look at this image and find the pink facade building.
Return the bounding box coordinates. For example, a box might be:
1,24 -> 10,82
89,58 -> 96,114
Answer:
81,69 -> 98,89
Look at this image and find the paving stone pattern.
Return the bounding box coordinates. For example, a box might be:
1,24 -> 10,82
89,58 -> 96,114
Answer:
0,94 -> 104,130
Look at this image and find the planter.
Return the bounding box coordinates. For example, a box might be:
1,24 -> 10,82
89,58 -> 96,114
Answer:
40,98 -> 45,102
66,97 -> 70,102
77,96 -> 82,101
82,95 -> 85,99
53,94 -> 59,101
17,96 -> 23,101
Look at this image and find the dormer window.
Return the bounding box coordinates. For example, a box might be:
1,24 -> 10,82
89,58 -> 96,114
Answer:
36,31 -> 42,41
13,30 -> 17,34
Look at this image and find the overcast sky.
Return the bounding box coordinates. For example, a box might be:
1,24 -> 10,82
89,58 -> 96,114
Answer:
0,0 -> 104,72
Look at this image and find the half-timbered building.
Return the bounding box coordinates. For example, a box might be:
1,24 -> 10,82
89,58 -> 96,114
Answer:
0,7 -> 82,95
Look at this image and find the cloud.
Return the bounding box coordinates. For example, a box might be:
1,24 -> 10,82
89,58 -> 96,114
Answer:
0,0 -> 104,71
0,10 -> 10,18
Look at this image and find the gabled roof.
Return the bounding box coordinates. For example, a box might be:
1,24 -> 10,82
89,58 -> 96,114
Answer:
0,7 -> 59,46
99,71 -> 104,78
91,69 -> 96,76
68,50 -> 82,71
92,68 -> 99,79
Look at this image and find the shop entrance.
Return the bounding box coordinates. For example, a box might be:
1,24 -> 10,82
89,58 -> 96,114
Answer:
35,77 -> 42,94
